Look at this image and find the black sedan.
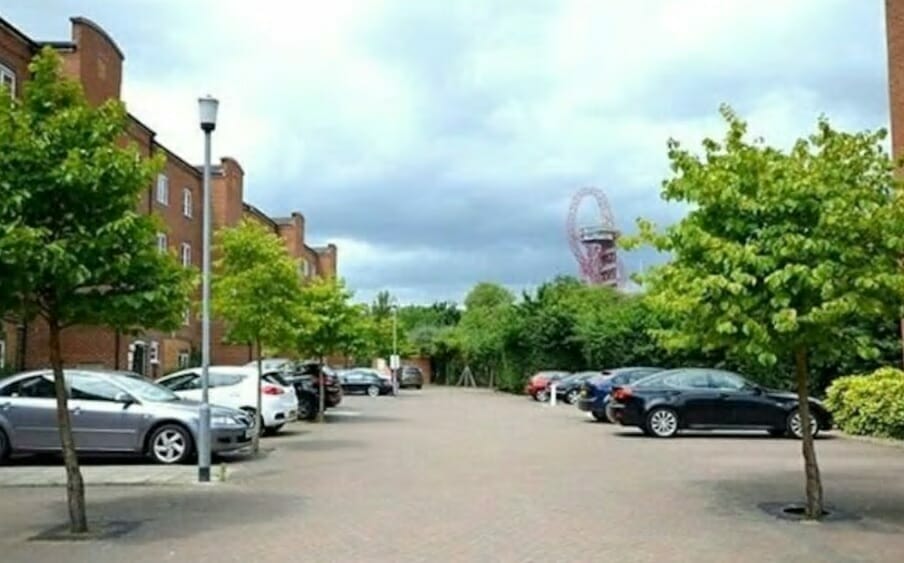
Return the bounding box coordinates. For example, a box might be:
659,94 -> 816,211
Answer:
553,371 -> 601,405
607,368 -> 832,439
340,370 -> 393,397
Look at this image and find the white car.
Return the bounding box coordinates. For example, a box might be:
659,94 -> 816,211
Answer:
157,366 -> 297,434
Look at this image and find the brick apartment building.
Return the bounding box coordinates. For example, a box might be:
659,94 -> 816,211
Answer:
0,16 -> 337,377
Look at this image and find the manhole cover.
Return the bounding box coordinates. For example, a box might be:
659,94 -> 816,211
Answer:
30,520 -> 142,541
758,502 -> 860,523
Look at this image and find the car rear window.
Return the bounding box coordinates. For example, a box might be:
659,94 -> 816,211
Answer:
263,372 -> 289,386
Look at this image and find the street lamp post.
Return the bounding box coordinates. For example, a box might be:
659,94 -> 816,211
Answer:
198,95 -> 218,483
391,304 -> 399,396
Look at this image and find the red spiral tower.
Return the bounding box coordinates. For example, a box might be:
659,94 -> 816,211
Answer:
567,187 -> 621,286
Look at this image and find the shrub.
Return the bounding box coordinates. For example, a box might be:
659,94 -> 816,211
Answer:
825,367 -> 904,439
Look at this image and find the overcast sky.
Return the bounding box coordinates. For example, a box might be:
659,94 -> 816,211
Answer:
1,1 -> 890,304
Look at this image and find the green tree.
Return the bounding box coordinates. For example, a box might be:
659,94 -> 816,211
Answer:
371,290 -> 394,320
213,220 -> 303,450
459,283 -> 515,387
297,277 -> 355,420
626,107 -> 904,519
0,49 -> 193,533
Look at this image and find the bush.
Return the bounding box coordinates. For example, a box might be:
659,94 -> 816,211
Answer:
825,367 -> 904,439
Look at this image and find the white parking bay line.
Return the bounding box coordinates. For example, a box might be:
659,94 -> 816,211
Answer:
327,410 -> 362,417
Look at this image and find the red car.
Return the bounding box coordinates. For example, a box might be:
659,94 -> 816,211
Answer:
525,371 -> 570,402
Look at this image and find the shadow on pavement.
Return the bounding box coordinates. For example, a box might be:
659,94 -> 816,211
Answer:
37,487 -> 302,544
323,413 -> 403,424
277,438 -> 367,452
706,471 -> 904,532
612,430 -> 837,440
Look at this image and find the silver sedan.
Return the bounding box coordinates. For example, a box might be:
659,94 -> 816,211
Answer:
0,369 -> 253,464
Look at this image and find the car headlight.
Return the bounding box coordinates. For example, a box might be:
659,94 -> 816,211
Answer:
212,415 -> 242,427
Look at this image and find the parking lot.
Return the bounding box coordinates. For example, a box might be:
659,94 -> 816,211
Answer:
1,386 -> 904,562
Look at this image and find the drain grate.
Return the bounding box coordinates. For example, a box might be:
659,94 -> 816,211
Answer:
758,502 -> 860,523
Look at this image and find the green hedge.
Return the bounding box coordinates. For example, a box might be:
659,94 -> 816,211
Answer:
825,367 -> 904,439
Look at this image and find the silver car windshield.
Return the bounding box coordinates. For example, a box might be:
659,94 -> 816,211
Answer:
114,375 -> 180,402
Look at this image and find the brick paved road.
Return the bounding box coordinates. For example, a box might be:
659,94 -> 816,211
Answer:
1,387 -> 903,562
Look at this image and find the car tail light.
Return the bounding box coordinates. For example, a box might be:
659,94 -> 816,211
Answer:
262,384 -> 285,395
612,387 -> 633,401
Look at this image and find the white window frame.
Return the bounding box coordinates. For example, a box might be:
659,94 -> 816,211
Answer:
0,339 -> 6,369
183,307 -> 191,327
0,62 -> 15,98
156,232 -> 168,253
149,341 -> 160,365
156,174 -> 169,205
177,351 -> 190,369
181,243 -> 192,267
182,188 -> 193,218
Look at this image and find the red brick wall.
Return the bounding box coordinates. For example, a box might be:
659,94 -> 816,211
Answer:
0,21 -> 34,98
65,17 -> 123,107
888,0 -> 904,160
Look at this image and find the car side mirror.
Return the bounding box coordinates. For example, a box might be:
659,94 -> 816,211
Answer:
114,392 -> 136,405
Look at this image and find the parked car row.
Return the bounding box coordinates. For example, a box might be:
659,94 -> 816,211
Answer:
528,366 -> 833,439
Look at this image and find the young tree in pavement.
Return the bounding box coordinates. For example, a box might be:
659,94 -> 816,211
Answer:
296,277 -> 355,421
0,48 -> 193,534
625,106 -> 904,519
213,220 -> 303,451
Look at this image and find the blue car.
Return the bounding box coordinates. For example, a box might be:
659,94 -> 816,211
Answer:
577,367 -> 664,421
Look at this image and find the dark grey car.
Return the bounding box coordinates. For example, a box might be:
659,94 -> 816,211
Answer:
399,366 -> 424,389
0,370 -> 253,464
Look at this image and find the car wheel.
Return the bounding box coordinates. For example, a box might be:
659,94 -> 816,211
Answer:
416,385 -> 422,390
566,390 -> 580,405
264,424 -> 284,436
591,411 -> 609,423
535,389 -> 549,402
367,385 -> 380,397
605,404 -> 618,424
645,407 -> 679,438
298,396 -> 317,421
148,424 -> 193,464
787,409 -> 819,440
0,428 -> 10,463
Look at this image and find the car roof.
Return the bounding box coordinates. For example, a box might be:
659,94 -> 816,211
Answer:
159,365 -> 257,380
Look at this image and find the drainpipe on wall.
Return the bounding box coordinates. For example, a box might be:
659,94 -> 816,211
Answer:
114,330 -> 121,370
15,320 -> 26,372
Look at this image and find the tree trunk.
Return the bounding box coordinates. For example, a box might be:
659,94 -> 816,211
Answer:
794,346 -> 824,520
317,355 -> 326,423
253,340 -> 262,453
49,316 -> 88,533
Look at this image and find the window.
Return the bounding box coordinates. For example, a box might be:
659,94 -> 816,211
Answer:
0,63 -> 15,97
183,308 -> 191,327
182,188 -> 193,218
301,260 -> 312,277
209,373 -> 244,388
660,370 -> 711,389
708,371 -> 748,391
160,373 -> 200,391
0,339 -> 5,370
156,174 -> 169,205
68,373 -> 122,402
177,351 -> 190,369
0,374 -> 55,398
181,243 -> 192,267
156,232 -> 168,253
